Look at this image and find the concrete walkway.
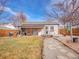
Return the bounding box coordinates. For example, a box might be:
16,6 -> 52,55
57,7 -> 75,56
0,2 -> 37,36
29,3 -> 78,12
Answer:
43,38 -> 79,59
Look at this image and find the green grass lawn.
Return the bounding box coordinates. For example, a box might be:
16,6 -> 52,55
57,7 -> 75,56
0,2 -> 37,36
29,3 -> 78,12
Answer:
0,36 -> 43,59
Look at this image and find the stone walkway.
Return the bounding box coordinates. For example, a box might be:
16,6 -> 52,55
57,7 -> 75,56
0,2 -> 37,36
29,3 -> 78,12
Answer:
43,38 -> 79,59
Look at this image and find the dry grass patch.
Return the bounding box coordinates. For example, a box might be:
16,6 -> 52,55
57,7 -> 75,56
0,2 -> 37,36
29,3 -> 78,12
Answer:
0,36 -> 43,59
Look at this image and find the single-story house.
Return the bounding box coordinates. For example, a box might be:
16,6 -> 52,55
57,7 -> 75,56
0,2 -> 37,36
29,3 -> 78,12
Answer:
21,21 -> 59,36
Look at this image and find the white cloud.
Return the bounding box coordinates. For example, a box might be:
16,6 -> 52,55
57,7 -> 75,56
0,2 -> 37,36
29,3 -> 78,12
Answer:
4,7 -> 17,15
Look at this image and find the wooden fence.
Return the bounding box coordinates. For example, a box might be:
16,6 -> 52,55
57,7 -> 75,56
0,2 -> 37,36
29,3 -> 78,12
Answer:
59,28 -> 79,36
0,30 -> 18,37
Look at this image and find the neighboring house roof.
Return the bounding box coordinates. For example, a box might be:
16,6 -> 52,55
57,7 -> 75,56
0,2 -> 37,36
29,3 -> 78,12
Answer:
0,24 -> 18,30
21,21 -> 59,28
0,26 -> 18,30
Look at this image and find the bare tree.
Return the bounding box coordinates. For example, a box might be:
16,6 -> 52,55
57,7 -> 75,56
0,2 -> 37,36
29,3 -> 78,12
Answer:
0,0 -> 10,14
10,12 -> 27,26
47,0 -> 79,24
0,0 -> 9,6
0,0 -> 26,24
47,0 -> 79,39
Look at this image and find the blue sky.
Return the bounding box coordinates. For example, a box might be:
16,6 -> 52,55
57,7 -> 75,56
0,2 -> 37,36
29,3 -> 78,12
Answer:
0,0 -> 62,22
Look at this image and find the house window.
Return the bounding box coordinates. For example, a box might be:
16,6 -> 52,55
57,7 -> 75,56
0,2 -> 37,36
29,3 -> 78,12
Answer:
50,26 -> 54,32
45,26 -> 48,30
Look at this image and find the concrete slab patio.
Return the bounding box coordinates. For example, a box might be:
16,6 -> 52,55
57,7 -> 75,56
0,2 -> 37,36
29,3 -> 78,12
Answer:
43,38 -> 79,59
54,36 -> 79,53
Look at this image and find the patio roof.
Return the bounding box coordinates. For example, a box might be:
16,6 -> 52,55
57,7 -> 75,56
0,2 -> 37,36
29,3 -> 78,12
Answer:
22,24 -> 44,28
22,21 -> 59,25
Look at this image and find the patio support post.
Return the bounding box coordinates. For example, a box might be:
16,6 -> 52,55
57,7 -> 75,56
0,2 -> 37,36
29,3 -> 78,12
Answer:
70,23 -> 73,41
